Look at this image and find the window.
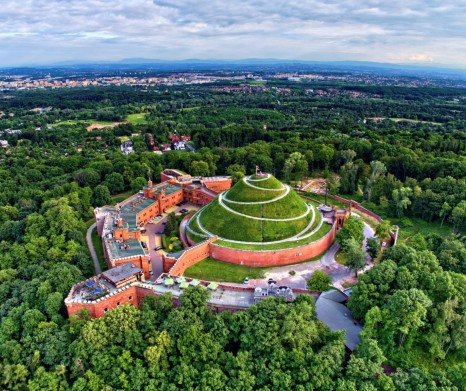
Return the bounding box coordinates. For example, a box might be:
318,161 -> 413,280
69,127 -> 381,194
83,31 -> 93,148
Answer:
129,296 -> 133,300
117,302 -> 121,307
104,308 -> 108,312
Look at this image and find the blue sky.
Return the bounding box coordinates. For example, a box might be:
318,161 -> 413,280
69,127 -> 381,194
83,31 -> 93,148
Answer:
1,0 -> 465,67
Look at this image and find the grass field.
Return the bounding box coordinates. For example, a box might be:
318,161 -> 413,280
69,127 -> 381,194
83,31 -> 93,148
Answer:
226,179 -> 285,202
393,217 -> 453,244
199,198 -> 312,242
224,190 -> 309,218
111,192 -> 133,205
91,227 -> 107,272
183,257 -> 268,283
126,113 -> 148,124
53,119 -> 116,127
388,118 -> 442,125
213,222 -> 333,250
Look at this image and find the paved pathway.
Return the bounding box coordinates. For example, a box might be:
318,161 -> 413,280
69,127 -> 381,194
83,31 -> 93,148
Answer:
249,221 -> 376,291
86,222 -> 101,274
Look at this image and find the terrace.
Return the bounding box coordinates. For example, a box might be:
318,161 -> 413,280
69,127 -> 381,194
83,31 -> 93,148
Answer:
139,274 -> 257,309
105,237 -> 145,261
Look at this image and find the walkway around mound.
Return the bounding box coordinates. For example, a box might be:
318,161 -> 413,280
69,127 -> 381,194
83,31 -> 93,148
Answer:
218,192 -> 312,222
242,175 -> 286,191
192,203 -> 327,245
222,184 -> 290,205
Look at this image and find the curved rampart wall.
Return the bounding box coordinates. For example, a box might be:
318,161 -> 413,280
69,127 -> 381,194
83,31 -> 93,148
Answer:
208,222 -> 336,267
178,221 -> 337,274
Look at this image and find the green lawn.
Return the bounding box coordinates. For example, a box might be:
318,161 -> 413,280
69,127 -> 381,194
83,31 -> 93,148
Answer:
224,190 -> 310,218
126,113 -> 148,124
213,222 -> 333,251
111,192 -> 133,205
199,198 -> 312,242
393,217 -> 453,244
226,179 -> 284,202
183,257 -> 268,283
388,118 -> 442,126
53,119 -> 116,127
91,226 -> 107,272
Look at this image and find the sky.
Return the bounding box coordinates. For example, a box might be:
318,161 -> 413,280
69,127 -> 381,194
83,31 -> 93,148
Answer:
1,0 -> 465,68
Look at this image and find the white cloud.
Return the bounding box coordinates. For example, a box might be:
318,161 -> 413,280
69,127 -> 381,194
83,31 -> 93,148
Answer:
0,0 -> 464,67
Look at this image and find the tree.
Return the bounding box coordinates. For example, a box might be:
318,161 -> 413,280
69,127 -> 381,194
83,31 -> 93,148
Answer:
307,270 -> 332,291
449,200 -> 466,232
391,187 -> 413,218
439,201 -> 451,227
92,185 -> 111,207
344,238 -> 366,277
366,237 -> 380,259
375,219 -> 392,243
104,172 -> 125,194
191,160 -> 210,177
363,161 -> 386,202
336,216 -> 364,251
130,177 -> 147,193
283,152 -> 308,184
164,212 -> 177,236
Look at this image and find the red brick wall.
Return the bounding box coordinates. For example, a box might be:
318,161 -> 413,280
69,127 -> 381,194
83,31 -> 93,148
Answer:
208,224 -> 336,267
168,240 -> 212,275
66,285 -> 139,318
204,179 -> 232,193
162,255 -> 177,273
66,282 -> 319,319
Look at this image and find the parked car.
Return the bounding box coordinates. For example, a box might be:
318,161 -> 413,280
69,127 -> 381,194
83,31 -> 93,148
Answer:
180,208 -> 189,213
155,246 -> 163,250
243,277 -> 249,284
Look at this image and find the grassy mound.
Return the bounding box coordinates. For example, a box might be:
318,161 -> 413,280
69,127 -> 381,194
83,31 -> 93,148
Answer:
223,190 -> 308,218
189,175 -> 318,242
247,175 -> 284,189
225,178 -> 285,202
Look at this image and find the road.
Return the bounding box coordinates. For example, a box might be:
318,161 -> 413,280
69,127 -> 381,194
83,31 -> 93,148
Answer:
86,222 -> 101,274
249,221 -> 376,291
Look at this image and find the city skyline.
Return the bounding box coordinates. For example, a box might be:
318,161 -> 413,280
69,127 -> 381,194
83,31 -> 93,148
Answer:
1,0 -> 466,68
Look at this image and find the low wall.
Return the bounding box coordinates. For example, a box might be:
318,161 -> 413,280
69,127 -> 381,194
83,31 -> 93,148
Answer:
65,284 -> 139,318
166,239 -> 214,275
208,223 -> 336,267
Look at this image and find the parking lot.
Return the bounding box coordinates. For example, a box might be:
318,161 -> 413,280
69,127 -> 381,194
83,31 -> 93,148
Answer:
143,203 -> 199,279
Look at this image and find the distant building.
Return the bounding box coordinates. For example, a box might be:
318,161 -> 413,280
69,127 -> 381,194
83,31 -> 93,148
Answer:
0,140 -> 8,148
120,141 -> 134,155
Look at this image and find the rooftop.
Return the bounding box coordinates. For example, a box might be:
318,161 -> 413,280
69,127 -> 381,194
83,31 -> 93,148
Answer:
104,237 -> 145,261
102,263 -> 143,285
315,290 -> 362,351
119,196 -> 158,228
139,278 -> 256,308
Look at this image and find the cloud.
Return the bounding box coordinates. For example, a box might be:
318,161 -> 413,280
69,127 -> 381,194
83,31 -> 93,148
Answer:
0,0 -> 464,67
409,54 -> 434,62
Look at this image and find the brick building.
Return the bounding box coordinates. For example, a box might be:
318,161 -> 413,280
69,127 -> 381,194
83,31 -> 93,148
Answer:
94,170 -> 231,279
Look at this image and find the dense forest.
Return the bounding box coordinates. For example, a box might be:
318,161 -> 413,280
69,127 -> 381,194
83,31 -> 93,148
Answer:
1,76 -> 466,389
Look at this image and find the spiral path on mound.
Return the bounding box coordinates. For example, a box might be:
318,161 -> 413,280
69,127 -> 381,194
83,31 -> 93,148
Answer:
187,197 -> 327,245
